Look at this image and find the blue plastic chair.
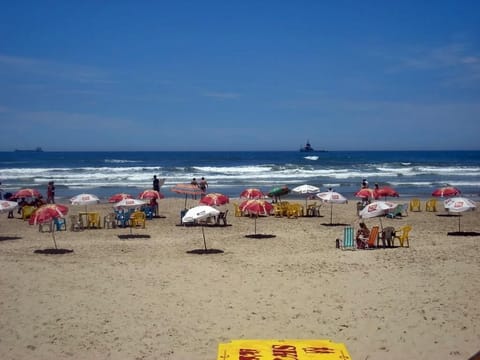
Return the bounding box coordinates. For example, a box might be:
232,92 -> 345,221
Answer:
53,217 -> 67,231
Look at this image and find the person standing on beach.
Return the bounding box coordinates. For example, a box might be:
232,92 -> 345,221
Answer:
47,181 -> 55,204
153,175 -> 160,192
199,177 -> 208,194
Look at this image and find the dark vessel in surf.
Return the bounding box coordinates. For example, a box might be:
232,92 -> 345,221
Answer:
299,140 -> 326,152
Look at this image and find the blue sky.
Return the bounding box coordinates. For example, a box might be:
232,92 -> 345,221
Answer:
1,1 -> 479,151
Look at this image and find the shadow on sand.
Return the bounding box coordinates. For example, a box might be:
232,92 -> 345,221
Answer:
245,234 -> 276,239
186,248 -> 224,255
447,231 -> 480,236
117,234 -> 151,240
0,236 -> 22,242
34,248 -> 74,255
321,223 -> 350,227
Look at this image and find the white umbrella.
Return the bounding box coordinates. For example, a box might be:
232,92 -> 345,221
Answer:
359,200 -> 397,229
0,200 -> 18,214
70,193 -> 100,206
182,205 -> 220,251
292,184 -> 320,209
113,198 -> 147,209
70,193 -> 100,225
317,191 -> 348,225
444,197 -> 476,232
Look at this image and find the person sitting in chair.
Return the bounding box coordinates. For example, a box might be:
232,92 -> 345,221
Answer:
356,222 -> 370,249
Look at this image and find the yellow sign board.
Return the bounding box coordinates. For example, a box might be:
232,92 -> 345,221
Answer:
217,339 -> 351,360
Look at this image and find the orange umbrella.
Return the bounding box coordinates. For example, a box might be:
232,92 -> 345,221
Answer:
375,186 -> 399,199
171,183 -> 204,208
355,188 -> 379,200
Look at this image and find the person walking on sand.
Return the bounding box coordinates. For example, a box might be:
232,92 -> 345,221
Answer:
153,175 -> 160,192
199,177 -> 208,194
47,181 -> 55,204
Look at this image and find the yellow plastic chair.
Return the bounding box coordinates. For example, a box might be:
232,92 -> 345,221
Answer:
130,211 -> 146,228
87,212 -> 101,228
273,203 -> 283,217
232,203 -> 243,217
394,225 -> 412,247
409,198 -> 421,212
21,205 -> 36,220
425,198 -> 437,212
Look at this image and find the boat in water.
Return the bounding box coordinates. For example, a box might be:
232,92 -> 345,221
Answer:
14,147 -> 44,153
299,140 -> 326,152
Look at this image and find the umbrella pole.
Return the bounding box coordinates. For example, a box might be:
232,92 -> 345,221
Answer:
51,228 -> 58,249
202,226 -> 208,251
459,216 -> 461,232
254,216 -> 257,234
330,203 -> 333,224
184,195 -> 188,209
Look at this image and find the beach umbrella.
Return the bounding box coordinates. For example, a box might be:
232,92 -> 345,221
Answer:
70,193 -> 100,206
171,183 -> 204,209
108,193 -> 133,203
239,188 -> 265,199
317,190 -> 348,225
70,193 -> 100,220
432,186 -> 461,197
199,193 -> 230,207
375,186 -> 399,199
292,184 -> 320,209
182,205 -> 220,252
0,200 -> 18,214
29,204 -> 69,249
239,199 -> 273,236
355,188 -> 379,200
12,188 -> 42,199
444,197 -> 476,232
113,198 -> 147,209
359,200 -> 397,229
267,185 -> 290,202
138,189 -> 165,200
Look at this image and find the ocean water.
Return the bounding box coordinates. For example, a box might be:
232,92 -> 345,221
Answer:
0,150 -> 479,202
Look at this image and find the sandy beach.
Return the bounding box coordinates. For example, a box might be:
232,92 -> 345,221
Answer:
1,198 -> 479,360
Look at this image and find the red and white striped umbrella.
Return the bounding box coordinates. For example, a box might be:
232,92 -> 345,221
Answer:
170,183 -> 204,208
138,189 -> 165,200
239,199 -> 273,236
239,188 -> 265,199
29,204 -> 69,226
108,193 -> 133,203
199,193 -> 230,206
12,188 -> 42,199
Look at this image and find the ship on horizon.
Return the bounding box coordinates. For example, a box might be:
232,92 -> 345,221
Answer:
299,140 -> 326,152
14,147 -> 44,153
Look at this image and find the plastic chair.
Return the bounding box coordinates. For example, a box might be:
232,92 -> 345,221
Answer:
87,212 -> 101,228
233,203 -> 243,217
69,215 -> 84,231
21,205 -> 36,220
216,210 -> 228,226
409,198 -> 421,212
130,211 -> 146,228
103,213 -> 117,229
53,217 -> 67,231
394,225 -> 412,247
425,198 -> 437,212
380,226 -> 395,247
340,226 -> 355,250
358,225 -> 379,249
